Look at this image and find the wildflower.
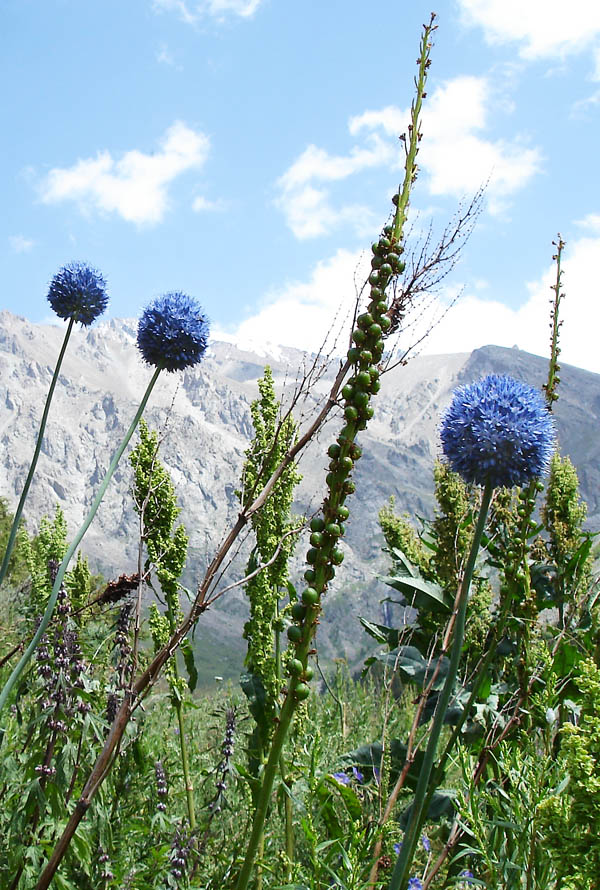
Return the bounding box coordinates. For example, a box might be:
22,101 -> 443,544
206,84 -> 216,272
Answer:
332,771 -> 351,786
352,765 -> 364,783
421,834 -> 431,852
47,262 -> 108,325
408,878 -> 423,890
440,374 -> 555,488
459,870 -> 475,885
137,292 -> 209,372
393,843 -> 402,855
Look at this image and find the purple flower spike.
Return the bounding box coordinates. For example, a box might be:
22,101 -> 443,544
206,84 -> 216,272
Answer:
47,262 -> 108,325
440,374 -> 555,488
137,292 -> 209,372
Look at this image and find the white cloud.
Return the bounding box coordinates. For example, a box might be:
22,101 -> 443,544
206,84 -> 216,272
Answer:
276,136 -> 394,239
215,228 -> 600,375
40,122 -> 210,225
277,75 -> 541,238
411,232 -> 600,374
353,77 -> 542,214
458,0 -> 600,60
156,44 -> 182,69
192,195 -> 225,212
153,0 -> 262,23
213,248 -> 370,353
9,235 -> 34,253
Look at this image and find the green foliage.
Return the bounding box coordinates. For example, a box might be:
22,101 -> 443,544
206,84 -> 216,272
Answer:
23,504 -> 69,611
538,659 -> 600,889
239,367 -> 301,756
0,496 -> 29,587
379,498 -> 433,580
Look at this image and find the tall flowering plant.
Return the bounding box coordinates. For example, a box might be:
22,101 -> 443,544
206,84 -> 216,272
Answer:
0,291 -> 210,724
0,263 -> 108,589
389,374 -> 555,890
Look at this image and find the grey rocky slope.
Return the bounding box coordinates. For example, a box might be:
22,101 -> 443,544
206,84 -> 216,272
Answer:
1,310 -> 598,673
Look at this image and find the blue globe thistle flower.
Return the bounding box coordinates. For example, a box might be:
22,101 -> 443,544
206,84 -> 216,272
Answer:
137,292 -> 209,372
47,262 -> 108,325
407,879 -> 423,890
440,374 -> 555,489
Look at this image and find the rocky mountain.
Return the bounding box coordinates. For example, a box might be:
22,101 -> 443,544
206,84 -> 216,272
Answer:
1,310 -> 599,676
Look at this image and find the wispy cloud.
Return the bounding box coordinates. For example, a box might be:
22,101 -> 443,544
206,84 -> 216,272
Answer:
39,122 -> 210,225
156,43 -> 182,70
458,0 -> 600,61
9,235 -> 34,253
152,0 -> 262,23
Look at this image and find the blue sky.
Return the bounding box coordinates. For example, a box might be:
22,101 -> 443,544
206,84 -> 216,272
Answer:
3,0 -> 600,370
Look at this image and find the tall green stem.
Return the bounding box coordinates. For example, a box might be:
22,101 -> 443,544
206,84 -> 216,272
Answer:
166,596 -> 196,830
0,366 -> 162,727
389,482 -> 494,890
0,318 -> 75,588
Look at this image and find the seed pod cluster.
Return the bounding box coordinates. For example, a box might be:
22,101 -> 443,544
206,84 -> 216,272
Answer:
285,221 -> 403,700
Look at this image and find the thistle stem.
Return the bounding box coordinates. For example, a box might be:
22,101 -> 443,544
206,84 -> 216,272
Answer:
389,481 -> 493,890
0,318 -> 75,588
0,366 -> 162,728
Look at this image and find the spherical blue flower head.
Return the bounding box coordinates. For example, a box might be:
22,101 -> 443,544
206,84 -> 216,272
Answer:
408,879 -> 423,890
440,374 -> 555,488
47,262 -> 108,325
137,292 -> 209,372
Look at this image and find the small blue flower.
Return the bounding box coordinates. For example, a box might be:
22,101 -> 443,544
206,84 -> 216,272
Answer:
393,842 -> 402,856
373,766 -> 380,785
47,262 -> 108,325
137,292 -> 209,372
459,870 -> 475,884
421,834 -> 431,852
408,878 -> 423,890
352,766 -> 364,783
440,374 -> 555,488
332,771 -> 351,786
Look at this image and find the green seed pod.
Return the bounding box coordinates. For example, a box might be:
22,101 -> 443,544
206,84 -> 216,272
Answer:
332,548 -> 345,565
375,300 -> 388,315
379,236 -> 391,249
371,379 -> 381,394
337,425 -> 353,444
326,472 -> 336,488
326,523 -> 341,538
370,287 -> 383,300
304,569 -> 316,584
347,347 -> 360,363
359,349 -> 373,365
379,263 -> 393,277
383,225 -> 393,236
344,406 -> 358,421
369,366 -> 380,380
358,312 -> 374,329
364,406 -> 375,420
302,587 -> 319,605
352,329 -> 366,345
287,625 -> 302,643
356,370 -> 371,388
380,316 -> 392,331
343,480 -> 356,494
295,683 -> 310,701
338,522 -> 346,536
370,256 -> 383,270
291,602 -> 306,621
325,564 -> 336,581
369,323 -> 382,338
536,480 -> 544,491
341,384 -> 354,401
310,531 -> 324,547
310,517 -> 325,532
337,505 -> 350,520
368,272 -> 380,286
327,444 -> 341,460
349,444 -> 362,460
396,261 -> 406,274
353,391 -> 369,410
289,658 -> 304,676
339,455 -> 353,473
304,665 -> 314,681
306,548 -> 318,565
